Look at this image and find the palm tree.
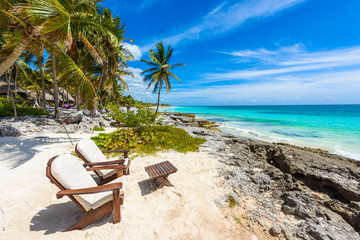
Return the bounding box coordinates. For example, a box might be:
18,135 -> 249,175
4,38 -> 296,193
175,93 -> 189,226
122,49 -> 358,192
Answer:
140,41 -> 185,113
1,0 -> 132,117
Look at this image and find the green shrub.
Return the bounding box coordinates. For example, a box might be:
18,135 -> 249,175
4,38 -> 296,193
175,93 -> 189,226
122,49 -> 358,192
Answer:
0,96 -> 25,105
91,125 -> 206,155
93,126 -> 105,131
0,104 -> 49,117
107,105 -> 157,127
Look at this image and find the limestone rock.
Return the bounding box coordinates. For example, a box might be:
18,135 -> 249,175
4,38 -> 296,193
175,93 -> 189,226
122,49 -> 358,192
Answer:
63,111 -> 83,124
0,125 -> 21,137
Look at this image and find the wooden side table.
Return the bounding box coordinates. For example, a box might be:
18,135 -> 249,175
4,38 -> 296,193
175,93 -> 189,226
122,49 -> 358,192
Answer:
145,161 -> 178,189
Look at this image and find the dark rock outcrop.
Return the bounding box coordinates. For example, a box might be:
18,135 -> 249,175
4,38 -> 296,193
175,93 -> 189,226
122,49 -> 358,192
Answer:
0,125 -> 21,137
161,112 -> 222,132
163,111 -> 360,240
63,111 -> 83,124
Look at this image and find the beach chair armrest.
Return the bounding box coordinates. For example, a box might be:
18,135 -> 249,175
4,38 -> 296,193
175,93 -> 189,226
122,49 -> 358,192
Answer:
83,159 -> 125,167
102,149 -> 130,157
85,164 -> 126,172
56,183 -> 123,198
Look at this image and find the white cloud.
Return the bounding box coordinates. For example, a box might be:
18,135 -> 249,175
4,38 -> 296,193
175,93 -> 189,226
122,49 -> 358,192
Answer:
162,70 -> 360,105
123,67 -> 157,103
141,0 -> 305,51
160,44 -> 360,105
123,43 -> 142,61
218,44 -> 304,62
281,47 -> 360,66
205,1 -> 227,18
209,45 -> 360,80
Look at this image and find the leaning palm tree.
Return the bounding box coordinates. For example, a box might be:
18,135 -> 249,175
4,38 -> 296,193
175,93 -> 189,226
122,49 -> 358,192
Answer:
140,41 -> 185,113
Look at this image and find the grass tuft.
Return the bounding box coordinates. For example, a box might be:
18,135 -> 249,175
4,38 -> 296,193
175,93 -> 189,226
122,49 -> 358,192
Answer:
233,216 -> 246,228
93,126 -> 105,131
228,195 -> 238,208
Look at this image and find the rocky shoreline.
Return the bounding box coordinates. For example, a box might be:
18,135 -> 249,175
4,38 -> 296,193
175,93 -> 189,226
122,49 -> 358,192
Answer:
161,111 -> 360,240
1,110 -> 359,239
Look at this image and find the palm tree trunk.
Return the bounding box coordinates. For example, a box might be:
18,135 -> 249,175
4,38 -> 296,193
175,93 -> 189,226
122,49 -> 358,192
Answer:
0,35 -> 31,77
105,86 -> 113,107
91,99 -> 97,117
14,64 -> 17,100
10,91 -> 17,119
39,60 -> 47,110
12,65 -> 18,118
155,82 -> 162,114
76,87 -> 80,111
6,69 -> 10,104
96,57 -> 108,95
51,53 -> 60,119
61,88 -> 65,106
99,92 -> 108,108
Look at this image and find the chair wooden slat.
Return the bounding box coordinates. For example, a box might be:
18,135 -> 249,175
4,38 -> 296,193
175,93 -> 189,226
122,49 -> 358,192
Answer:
154,164 -> 165,175
159,162 -> 169,173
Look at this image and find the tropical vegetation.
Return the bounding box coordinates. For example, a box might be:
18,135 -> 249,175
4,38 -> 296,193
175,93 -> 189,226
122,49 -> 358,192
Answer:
0,0 -> 133,118
1,0 -> 201,157
92,125 -> 206,156
107,105 -> 158,127
0,103 -> 49,117
140,41 -> 185,113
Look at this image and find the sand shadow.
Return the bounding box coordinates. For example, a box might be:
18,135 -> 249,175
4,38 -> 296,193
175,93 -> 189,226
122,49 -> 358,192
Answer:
0,136 -> 81,169
30,201 -> 112,234
137,179 -> 159,196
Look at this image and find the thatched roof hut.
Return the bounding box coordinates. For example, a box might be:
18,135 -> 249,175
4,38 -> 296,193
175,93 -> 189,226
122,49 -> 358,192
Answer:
0,78 -> 75,103
0,78 -> 27,95
59,87 -> 75,102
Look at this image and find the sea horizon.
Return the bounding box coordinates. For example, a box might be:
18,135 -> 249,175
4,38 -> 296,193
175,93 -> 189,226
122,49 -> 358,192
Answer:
162,104 -> 360,161
170,103 -> 360,107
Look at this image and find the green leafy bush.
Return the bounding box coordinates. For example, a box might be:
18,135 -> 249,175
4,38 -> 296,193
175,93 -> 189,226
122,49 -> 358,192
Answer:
0,104 -> 49,117
93,126 -> 105,131
107,105 -> 157,127
0,96 -> 25,105
91,125 -> 206,155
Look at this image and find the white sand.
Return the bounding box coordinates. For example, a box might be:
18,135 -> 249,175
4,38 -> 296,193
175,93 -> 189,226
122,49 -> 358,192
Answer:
0,129 -> 259,239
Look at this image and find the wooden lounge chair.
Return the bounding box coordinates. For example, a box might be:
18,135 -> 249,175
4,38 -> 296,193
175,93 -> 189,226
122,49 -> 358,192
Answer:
75,139 -> 131,185
46,154 -> 126,231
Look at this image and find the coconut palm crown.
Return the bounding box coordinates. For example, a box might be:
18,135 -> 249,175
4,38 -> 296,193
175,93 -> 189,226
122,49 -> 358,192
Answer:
140,41 -> 185,113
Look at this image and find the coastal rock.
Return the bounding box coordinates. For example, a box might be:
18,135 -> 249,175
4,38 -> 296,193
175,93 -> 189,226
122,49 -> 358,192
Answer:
162,111 -> 360,240
268,224 -> 281,236
281,191 -> 320,219
161,112 -> 222,132
0,125 -> 21,137
100,119 -> 111,128
63,111 -> 83,124
0,110 -> 115,135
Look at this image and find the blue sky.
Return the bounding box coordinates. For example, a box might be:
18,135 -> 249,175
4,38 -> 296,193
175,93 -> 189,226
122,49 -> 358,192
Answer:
101,0 -> 360,106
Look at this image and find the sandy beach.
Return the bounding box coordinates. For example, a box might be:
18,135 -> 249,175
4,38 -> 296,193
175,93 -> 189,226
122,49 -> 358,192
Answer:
0,128 -> 258,239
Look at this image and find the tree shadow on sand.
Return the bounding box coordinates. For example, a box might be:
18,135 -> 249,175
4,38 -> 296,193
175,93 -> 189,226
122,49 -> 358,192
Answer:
30,201 -> 113,234
0,136 -> 80,169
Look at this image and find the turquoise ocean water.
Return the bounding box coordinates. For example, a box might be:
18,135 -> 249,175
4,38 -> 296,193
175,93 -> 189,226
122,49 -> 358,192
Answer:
162,105 -> 360,160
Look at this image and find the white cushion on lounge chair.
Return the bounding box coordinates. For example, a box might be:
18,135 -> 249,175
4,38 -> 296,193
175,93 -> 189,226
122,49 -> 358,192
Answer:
51,154 -> 126,211
51,154 -> 97,211
91,176 -> 126,210
77,139 -> 111,177
77,139 -> 129,178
